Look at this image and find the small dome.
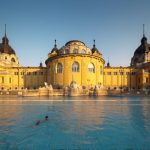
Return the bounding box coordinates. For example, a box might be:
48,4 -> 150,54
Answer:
91,47 -> 101,54
51,40 -> 58,53
51,47 -> 58,53
91,40 -> 101,55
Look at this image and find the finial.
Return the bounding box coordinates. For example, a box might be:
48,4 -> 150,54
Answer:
54,39 -> 57,48
107,58 -> 110,67
93,39 -> 96,48
5,24 -> 7,37
39,57 -> 43,67
40,62 -> 43,67
143,24 -> 145,37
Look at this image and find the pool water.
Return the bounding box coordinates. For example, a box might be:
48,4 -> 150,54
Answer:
0,96 -> 150,150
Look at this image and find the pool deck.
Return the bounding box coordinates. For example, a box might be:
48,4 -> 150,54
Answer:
0,89 -> 149,97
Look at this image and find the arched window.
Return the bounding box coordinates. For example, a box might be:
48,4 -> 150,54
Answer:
57,63 -> 62,73
73,49 -> 78,54
65,49 -> 69,54
100,66 -> 103,75
72,61 -> 79,72
88,63 -> 95,73
11,58 -> 16,62
81,49 -> 86,54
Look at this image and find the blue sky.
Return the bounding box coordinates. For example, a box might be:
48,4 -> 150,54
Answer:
0,0 -> 150,67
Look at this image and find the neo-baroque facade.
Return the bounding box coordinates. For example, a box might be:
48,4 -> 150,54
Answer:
0,31 -> 150,92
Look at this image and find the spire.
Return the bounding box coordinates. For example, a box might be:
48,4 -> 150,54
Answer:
39,62 -> 43,67
107,58 -> 110,67
93,39 -> 96,48
54,39 -> 57,48
5,24 -> 7,37
2,24 -> 9,45
51,39 -> 58,53
143,24 -> 145,37
141,24 -> 147,44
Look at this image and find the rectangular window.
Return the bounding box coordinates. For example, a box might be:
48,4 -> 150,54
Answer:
120,72 -> 124,75
126,72 -> 130,75
146,78 -> 148,83
107,72 -> 111,75
131,72 -> 136,75
20,72 -> 25,75
2,77 -> 4,83
9,78 -> 11,83
27,72 -> 31,75
114,72 -> 117,75
32,72 -> 37,75
14,72 -> 18,75
40,72 -> 43,75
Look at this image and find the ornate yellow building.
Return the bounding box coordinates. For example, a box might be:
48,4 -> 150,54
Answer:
0,29 -> 150,93
45,40 -> 104,88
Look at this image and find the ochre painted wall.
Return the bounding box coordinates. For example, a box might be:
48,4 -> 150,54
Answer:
46,54 -> 104,87
0,67 -> 46,90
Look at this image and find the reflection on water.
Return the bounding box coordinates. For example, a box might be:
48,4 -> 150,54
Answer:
0,96 -> 150,149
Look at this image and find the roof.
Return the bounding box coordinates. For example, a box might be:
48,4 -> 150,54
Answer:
134,36 -> 150,55
134,43 -> 150,55
51,47 -> 58,53
91,47 -> 102,55
0,36 -> 16,55
65,40 -> 85,46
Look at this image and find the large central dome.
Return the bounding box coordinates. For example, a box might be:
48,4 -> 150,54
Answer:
59,40 -> 91,54
46,39 -> 103,65
65,40 -> 85,46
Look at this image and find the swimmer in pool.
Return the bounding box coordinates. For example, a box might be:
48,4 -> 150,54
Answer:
35,116 -> 48,126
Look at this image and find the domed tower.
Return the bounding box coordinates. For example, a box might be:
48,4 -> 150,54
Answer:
0,25 -> 20,67
91,40 -> 102,56
50,39 -> 58,54
45,40 -> 105,88
131,24 -> 150,67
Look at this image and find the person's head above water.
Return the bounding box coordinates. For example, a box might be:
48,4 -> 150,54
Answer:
45,116 -> 48,120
